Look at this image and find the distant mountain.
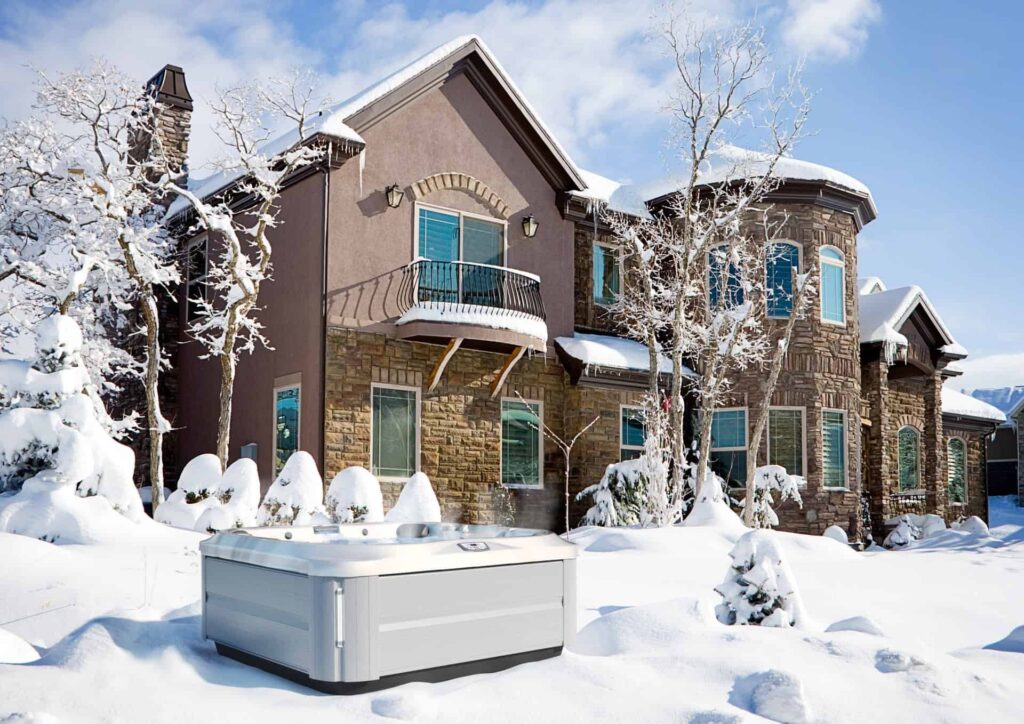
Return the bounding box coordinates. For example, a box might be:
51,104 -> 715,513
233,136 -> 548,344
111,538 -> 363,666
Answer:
970,386 -> 1024,415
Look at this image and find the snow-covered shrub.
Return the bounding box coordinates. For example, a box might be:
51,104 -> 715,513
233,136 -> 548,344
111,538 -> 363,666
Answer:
325,466 -> 383,523
577,458 -> 651,527
883,515 -> 921,549
257,451 -> 324,526
154,454 -> 223,530
491,481 -> 516,526
0,315 -> 143,538
822,525 -> 849,546
739,465 -> 803,529
197,458 -> 261,532
715,529 -> 805,627
953,515 -> 989,536
385,472 -> 441,523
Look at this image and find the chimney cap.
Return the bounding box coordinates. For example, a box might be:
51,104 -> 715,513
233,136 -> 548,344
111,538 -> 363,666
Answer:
146,64 -> 193,111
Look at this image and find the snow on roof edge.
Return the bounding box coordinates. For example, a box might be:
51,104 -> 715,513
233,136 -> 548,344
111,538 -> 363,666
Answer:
858,285 -> 961,352
942,387 -> 1006,423
555,332 -> 693,376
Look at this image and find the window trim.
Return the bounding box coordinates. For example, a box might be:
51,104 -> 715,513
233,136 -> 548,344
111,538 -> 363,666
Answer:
766,240 -> 803,319
620,404 -> 645,461
766,405 -> 807,484
821,407 -> 849,490
947,436 -> 968,505
271,382 -> 301,478
592,239 -> 622,308
412,201 -> 509,266
710,406 -> 748,486
897,424 -> 922,493
370,382 -> 421,483
819,245 -> 846,327
500,397 -> 544,489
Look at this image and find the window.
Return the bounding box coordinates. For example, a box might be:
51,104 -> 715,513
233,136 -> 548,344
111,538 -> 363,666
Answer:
822,409 -> 847,488
766,242 -> 800,318
502,399 -> 543,487
710,408 -> 747,486
185,234 -> 208,323
593,242 -> 620,306
820,246 -> 845,324
620,405 -> 645,461
709,244 -> 744,309
371,385 -> 419,479
416,204 -> 506,306
768,407 -> 805,477
273,384 -> 300,477
947,437 -> 967,504
898,426 -> 920,491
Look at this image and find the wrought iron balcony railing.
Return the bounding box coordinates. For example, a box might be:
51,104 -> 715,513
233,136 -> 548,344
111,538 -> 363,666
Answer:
399,259 -> 546,321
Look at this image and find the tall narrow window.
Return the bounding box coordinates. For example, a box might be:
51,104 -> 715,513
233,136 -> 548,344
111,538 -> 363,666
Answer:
502,399 -> 542,487
947,437 -> 967,504
593,243 -> 620,305
768,408 -> 804,476
820,246 -> 845,324
620,406 -> 645,461
709,244 -> 744,309
898,426 -> 920,491
822,409 -> 847,488
710,409 -> 747,486
372,385 -> 418,479
766,242 -> 800,318
273,384 -> 300,477
186,234 -> 209,323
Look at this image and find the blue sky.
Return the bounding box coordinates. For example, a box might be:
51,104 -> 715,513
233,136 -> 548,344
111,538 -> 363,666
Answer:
1,0 -> 1020,388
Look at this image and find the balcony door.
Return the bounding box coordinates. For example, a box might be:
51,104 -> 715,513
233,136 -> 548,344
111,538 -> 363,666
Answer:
416,205 -> 504,307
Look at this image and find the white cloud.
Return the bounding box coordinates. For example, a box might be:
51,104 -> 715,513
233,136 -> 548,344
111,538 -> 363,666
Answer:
781,0 -> 881,60
953,353 -> 1024,393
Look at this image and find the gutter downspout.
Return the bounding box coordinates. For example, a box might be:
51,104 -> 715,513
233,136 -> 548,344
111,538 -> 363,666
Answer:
319,144 -> 332,481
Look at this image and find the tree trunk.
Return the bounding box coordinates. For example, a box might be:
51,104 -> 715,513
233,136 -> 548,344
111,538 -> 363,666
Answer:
140,293 -> 165,510
216,348 -> 236,469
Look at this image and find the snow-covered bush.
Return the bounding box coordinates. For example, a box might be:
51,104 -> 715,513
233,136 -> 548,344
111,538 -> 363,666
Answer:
823,525 -> 849,546
385,472 -> 441,523
154,454 -> 223,530
715,529 -> 806,627
883,515 -> 921,549
577,458 -> 651,527
257,451 -> 324,526
953,515 -> 989,536
325,466 -> 384,523
196,458 -> 261,532
739,465 -> 803,529
0,315 -> 143,538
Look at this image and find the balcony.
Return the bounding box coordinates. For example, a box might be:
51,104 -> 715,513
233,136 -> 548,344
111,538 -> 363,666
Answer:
396,259 -> 547,351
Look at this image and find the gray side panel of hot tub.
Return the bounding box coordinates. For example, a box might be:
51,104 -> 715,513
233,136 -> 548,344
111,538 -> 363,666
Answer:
203,557 -> 312,673
563,558 -> 577,648
372,561 -> 566,678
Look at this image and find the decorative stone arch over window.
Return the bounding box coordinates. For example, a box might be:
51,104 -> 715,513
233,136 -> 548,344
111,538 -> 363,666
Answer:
410,172 -> 511,220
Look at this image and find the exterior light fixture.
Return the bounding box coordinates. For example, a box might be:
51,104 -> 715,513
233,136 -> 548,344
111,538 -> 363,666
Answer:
521,214 -> 539,238
385,184 -> 405,208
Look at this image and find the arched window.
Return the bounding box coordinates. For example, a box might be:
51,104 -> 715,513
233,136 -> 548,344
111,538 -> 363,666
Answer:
766,242 -> 801,318
898,426 -> 920,491
709,244 -> 743,309
947,437 -> 967,504
820,246 -> 845,324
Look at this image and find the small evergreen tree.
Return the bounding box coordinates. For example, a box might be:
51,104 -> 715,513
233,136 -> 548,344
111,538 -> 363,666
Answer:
715,530 -> 805,627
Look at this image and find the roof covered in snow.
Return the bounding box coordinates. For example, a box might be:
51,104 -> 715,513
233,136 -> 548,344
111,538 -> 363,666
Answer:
554,332 -> 692,376
942,387 -> 1006,423
857,285 -> 964,356
858,276 -> 886,295
168,35 -> 585,218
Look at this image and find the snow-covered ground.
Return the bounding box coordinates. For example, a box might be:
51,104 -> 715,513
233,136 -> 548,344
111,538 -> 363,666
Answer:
2,499 -> 1024,723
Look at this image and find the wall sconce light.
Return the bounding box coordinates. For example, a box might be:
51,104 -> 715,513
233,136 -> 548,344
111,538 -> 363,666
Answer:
385,184 -> 405,208
521,214 -> 539,238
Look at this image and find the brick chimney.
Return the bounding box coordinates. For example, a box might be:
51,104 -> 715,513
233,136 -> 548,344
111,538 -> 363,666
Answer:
144,64 -> 193,187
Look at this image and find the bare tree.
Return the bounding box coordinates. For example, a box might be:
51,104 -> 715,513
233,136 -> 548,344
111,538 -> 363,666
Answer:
169,71 -> 327,468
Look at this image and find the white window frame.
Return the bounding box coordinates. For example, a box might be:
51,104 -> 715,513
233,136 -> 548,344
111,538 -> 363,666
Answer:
620,404 -> 645,461
592,240 -> 622,307
710,407 -> 748,485
819,245 -> 846,327
271,382 -> 301,478
185,233 -> 209,323
500,397 -> 544,489
766,240 -> 803,319
412,201 -> 509,266
370,383 -> 421,483
766,406 -> 807,484
821,407 -> 849,490
897,424 -> 923,494
947,436 -> 968,505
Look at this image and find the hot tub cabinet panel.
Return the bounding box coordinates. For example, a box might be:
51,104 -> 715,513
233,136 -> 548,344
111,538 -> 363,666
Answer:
200,523 -> 578,693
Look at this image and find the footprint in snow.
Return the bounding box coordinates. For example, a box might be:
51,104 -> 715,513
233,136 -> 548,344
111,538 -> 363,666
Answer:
875,648 -> 925,673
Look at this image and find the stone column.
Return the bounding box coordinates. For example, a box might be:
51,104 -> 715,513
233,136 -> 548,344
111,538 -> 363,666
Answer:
864,356 -> 889,531
923,370 -> 946,518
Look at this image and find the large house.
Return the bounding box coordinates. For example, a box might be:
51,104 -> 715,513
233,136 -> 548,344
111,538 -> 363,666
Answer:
151,36 -> 1004,539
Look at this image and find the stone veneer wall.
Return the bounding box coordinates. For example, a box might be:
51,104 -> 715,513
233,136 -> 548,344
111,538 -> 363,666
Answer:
324,328 -> 571,530
573,225 -> 619,334
944,428 -> 988,522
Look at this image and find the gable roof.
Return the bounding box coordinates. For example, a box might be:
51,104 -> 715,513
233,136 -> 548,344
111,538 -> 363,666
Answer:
168,35 -> 585,218
858,276 -> 886,295
857,285 -> 964,357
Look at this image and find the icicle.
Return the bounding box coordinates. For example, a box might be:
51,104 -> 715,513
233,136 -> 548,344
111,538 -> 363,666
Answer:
358,148 -> 366,197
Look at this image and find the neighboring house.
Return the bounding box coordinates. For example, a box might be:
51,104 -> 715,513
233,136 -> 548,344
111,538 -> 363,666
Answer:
968,386 -> 1024,496
150,35 -> 1002,536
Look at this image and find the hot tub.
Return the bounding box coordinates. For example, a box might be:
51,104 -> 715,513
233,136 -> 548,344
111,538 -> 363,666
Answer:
199,522 -> 577,693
